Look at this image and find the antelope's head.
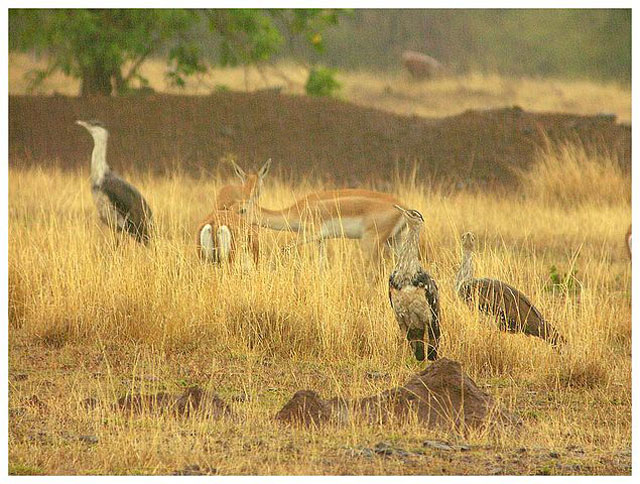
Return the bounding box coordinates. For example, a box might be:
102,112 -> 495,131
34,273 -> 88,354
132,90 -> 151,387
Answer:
231,158 -> 272,201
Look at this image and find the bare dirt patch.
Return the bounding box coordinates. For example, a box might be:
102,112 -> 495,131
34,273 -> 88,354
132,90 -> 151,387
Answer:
9,93 -> 630,186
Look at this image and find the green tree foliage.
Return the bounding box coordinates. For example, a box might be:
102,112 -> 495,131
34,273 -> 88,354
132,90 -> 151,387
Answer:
10,9 -> 203,95
9,8 -> 344,96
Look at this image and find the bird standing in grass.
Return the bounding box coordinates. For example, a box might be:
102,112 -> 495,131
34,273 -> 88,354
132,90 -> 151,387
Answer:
455,232 -> 564,347
76,120 -> 153,244
388,206 -> 440,361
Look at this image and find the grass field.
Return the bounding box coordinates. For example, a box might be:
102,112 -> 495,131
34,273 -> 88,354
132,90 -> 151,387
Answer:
9,53 -> 631,123
8,141 -> 631,475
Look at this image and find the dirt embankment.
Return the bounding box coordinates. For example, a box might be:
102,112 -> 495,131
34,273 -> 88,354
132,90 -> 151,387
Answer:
9,92 -> 630,185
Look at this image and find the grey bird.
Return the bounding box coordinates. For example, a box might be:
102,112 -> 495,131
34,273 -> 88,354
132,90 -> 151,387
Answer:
455,232 -> 564,347
76,120 -> 153,244
388,206 -> 440,361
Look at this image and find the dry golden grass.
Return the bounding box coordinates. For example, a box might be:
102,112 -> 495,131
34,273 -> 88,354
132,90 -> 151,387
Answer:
516,139 -> 631,208
8,148 -> 631,475
9,53 -> 631,123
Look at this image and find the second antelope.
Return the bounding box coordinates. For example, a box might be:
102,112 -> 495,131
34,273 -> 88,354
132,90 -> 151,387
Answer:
239,188 -> 428,265
195,159 -> 270,265
196,211 -> 259,266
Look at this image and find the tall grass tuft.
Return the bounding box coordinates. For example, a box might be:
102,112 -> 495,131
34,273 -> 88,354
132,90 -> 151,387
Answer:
517,138 -> 630,207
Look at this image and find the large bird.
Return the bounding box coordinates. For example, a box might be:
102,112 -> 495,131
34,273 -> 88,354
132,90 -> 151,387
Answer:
76,120 -> 153,244
455,232 -> 564,347
388,206 -> 440,361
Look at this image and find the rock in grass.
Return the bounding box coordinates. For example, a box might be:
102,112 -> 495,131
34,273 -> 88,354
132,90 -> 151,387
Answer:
78,435 -> 99,445
422,440 -> 454,451
274,390 -> 347,427
275,358 -> 516,430
113,386 -> 231,418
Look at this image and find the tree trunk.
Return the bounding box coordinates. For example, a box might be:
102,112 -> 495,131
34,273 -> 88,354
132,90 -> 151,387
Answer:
80,63 -> 114,96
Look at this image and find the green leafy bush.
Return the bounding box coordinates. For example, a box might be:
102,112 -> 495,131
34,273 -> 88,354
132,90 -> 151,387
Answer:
305,66 -> 341,97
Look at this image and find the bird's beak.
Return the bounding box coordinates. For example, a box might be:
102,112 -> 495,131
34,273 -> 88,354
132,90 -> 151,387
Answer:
75,120 -> 86,128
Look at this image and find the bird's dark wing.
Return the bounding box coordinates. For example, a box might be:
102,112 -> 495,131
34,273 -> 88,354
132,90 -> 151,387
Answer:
465,278 -> 563,346
100,173 -> 153,243
413,272 -> 439,320
413,270 -> 441,357
472,278 -> 537,329
388,272 -> 399,310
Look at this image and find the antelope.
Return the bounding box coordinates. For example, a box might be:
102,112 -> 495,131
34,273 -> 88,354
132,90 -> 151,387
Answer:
401,50 -> 445,80
239,188 -> 428,265
196,211 -> 259,266
195,159 -> 270,264
456,232 -> 564,347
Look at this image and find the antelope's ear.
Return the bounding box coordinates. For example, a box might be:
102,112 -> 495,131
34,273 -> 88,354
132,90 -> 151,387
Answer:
230,160 -> 247,182
258,158 -> 272,179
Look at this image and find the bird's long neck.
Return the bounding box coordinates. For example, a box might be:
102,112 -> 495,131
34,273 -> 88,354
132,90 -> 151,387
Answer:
90,133 -> 110,185
394,226 -> 423,280
456,248 -> 474,291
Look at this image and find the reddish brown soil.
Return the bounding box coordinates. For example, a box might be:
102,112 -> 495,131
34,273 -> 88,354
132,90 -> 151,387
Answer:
8,93 -> 630,185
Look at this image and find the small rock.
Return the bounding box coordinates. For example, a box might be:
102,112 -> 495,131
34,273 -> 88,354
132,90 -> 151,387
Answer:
557,463 -> 582,473
374,441 -> 394,455
78,435 -> 99,445
489,466 -> 504,475
172,464 -> 215,476
566,445 -> 585,455
345,447 -> 374,458
373,441 -> 413,457
232,393 -> 252,403
423,440 -> 454,451
365,371 -> 389,380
